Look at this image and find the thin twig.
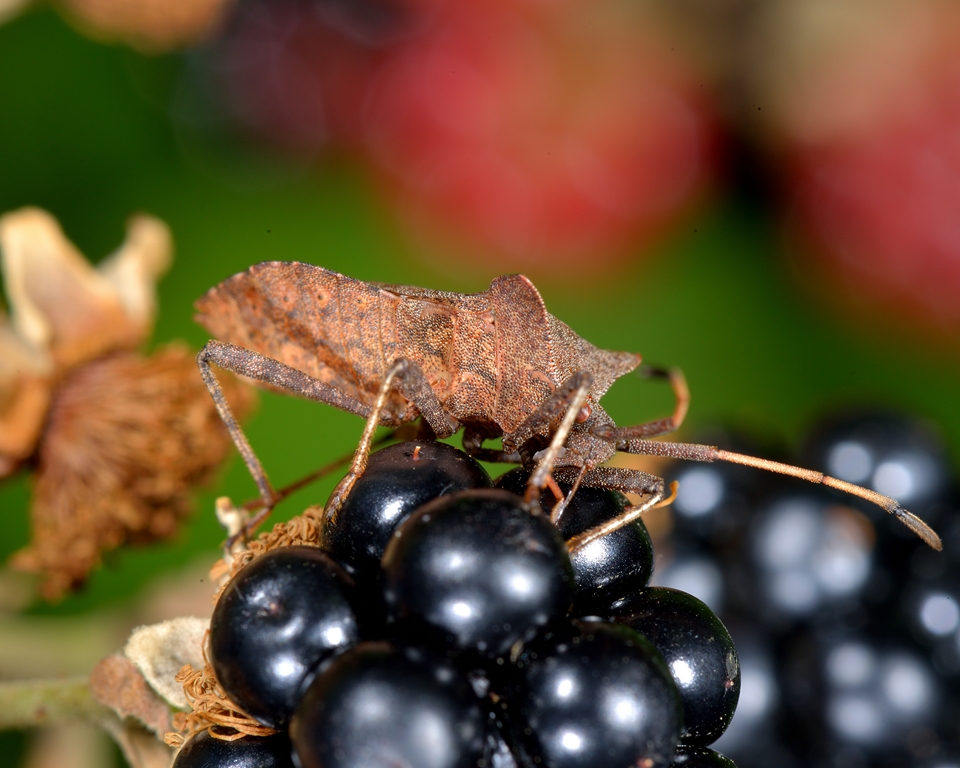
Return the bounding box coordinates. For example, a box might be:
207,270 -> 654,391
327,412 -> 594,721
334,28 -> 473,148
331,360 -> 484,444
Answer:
0,677 -> 111,729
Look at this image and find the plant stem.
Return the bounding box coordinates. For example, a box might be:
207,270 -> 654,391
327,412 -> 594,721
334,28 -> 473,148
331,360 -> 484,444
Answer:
0,677 -> 112,730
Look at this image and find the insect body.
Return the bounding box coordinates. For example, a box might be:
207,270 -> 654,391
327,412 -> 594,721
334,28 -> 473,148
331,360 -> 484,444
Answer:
198,264 -> 634,445
196,262 -> 941,551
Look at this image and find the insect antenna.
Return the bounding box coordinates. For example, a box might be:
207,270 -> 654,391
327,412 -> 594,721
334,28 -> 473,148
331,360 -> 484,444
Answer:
622,438 -> 943,550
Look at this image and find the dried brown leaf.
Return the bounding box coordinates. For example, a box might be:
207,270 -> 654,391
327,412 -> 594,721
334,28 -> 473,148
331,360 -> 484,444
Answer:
0,209 -> 175,473
99,718 -> 173,768
90,655 -> 173,737
11,345 -> 253,599
0,370 -> 51,477
91,214 -> 173,334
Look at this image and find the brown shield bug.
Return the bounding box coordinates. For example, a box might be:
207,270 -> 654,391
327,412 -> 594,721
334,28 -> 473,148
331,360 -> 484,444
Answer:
195,262 -> 941,552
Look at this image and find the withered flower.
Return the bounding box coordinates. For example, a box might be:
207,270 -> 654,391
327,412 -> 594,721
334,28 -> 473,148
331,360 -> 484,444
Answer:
0,208 -> 251,600
56,0 -> 235,51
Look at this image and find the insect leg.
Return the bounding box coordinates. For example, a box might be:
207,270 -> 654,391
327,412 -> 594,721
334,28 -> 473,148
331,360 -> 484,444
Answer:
198,340 -> 371,529
522,374 -> 593,515
551,465 -> 669,554
555,465 -> 664,496
618,437 -> 943,550
461,426 -> 522,464
502,370 -> 596,453
323,357 -> 460,522
197,342 -> 277,509
565,486 -> 675,556
588,366 -> 689,441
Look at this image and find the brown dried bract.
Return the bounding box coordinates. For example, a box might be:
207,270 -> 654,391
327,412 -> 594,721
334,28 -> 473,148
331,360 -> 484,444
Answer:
211,506 -> 324,593
91,654 -> 174,737
165,660 -> 275,747
11,346 -> 251,599
0,208 -> 170,475
0,208 -> 254,599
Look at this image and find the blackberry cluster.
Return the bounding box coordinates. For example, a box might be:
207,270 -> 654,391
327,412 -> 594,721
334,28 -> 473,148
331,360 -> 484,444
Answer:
173,440 -> 741,768
658,410 -> 960,768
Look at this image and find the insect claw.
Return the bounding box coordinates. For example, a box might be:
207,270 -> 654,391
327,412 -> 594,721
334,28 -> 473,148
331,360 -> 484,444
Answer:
892,504 -> 943,551
637,365 -> 660,379
533,446 -> 567,462
651,481 -> 679,510
522,484 -> 545,517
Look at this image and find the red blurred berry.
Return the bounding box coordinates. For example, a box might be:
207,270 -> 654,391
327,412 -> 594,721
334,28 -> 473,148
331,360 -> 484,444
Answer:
362,0 -> 717,272
758,0 -> 960,337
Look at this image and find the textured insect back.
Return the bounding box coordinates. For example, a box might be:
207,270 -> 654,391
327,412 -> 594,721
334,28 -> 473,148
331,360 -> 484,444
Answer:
196,262 -> 387,400
487,274 -> 559,433
543,308 -> 645,406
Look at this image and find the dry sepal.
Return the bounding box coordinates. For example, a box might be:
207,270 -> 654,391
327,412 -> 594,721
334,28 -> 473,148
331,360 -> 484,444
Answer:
90,617 -> 210,767
0,207 -> 253,600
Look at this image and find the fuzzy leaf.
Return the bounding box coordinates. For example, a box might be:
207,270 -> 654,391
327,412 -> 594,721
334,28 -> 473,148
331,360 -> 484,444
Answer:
124,617 -> 208,711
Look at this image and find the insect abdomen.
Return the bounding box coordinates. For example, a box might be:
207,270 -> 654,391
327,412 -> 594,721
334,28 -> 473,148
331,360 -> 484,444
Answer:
196,262 -> 399,404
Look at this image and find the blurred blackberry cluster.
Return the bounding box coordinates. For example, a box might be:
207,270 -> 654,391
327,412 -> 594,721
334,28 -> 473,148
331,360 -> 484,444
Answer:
657,409 -> 960,768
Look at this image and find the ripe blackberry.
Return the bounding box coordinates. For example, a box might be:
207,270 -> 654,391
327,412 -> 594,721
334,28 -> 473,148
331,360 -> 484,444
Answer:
209,546 -> 359,728
172,731 -> 294,768
381,488 -> 574,659
802,410 -> 951,538
613,587 -> 740,746
670,746 -> 738,767
198,440 -> 751,767
503,619 -> 683,768
324,440 -> 493,586
745,491 -> 875,624
495,468 -> 654,616
780,626 -> 946,765
290,640 -> 488,768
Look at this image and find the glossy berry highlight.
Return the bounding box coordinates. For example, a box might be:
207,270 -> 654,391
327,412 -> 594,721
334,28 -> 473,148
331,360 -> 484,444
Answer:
505,620 -> 683,768
324,440 -> 493,584
381,488 -> 574,659
209,546 -> 359,728
615,587 -> 740,746
290,641 -> 488,768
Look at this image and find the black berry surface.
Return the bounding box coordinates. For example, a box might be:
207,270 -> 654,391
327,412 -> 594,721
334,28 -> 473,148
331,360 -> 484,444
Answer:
505,620 -> 683,768
781,626 -> 944,761
290,641 -> 487,768
496,468 -> 654,615
745,492 -> 874,623
172,731 -> 294,768
615,587 -> 740,746
324,440 -> 493,584
670,746 -> 738,767
209,546 -> 359,728
803,410 -> 950,512
381,488 -> 574,658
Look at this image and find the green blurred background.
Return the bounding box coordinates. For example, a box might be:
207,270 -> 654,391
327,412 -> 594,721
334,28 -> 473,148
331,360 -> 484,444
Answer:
1,5 -> 959,766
